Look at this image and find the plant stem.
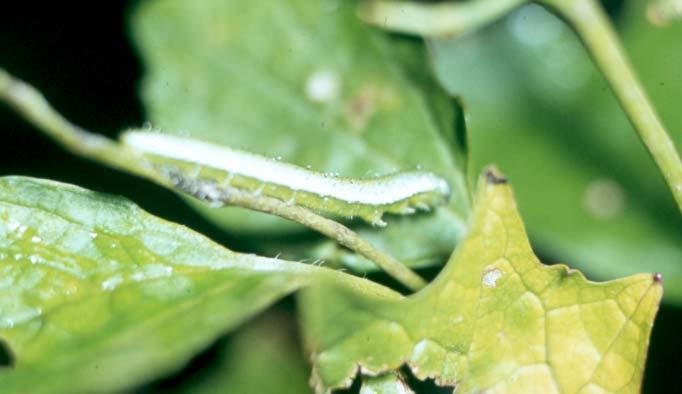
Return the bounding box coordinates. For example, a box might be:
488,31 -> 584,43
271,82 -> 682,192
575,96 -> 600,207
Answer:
358,0 -> 525,38
540,0 -> 682,213
0,68 -> 162,184
171,174 -> 427,291
0,68 -> 427,292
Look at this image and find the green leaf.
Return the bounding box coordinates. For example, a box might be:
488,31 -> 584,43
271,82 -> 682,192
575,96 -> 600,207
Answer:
299,169 -> 662,393
131,0 -> 470,269
160,313 -> 312,394
0,176 -> 397,394
429,2 -> 682,302
361,372 -> 414,394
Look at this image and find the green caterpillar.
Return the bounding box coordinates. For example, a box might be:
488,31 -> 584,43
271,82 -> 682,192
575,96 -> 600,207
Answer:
122,131 -> 451,226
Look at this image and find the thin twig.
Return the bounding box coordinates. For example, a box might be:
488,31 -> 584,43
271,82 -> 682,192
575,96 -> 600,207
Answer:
168,171 -> 427,290
0,68 -> 427,291
540,0 -> 682,212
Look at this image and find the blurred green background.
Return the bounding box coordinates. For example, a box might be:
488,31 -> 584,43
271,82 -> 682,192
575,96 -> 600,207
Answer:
432,0 -> 682,300
0,1 -> 679,392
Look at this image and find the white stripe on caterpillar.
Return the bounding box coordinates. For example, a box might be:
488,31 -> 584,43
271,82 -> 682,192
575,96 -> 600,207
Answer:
122,131 -> 450,225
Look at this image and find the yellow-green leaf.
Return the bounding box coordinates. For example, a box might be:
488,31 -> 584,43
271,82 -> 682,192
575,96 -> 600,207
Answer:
300,168 -> 662,393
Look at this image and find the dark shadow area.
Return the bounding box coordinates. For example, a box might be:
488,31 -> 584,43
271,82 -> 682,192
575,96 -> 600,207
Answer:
334,365 -> 456,393
142,336 -> 230,393
0,3 -> 143,137
357,257 -> 449,296
332,373 -> 362,394
135,296 -> 300,393
0,338 -> 14,367
602,0 -> 626,19
401,365 -> 456,393
643,304 -> 682,394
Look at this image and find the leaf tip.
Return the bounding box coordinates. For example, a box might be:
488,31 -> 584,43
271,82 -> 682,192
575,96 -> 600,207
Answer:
483,166 -> 508,185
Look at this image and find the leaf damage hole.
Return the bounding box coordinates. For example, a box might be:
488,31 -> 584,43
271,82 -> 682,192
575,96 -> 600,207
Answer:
482,267 -> 503,288
334,372 -> 362,393
401,366 -> 455,393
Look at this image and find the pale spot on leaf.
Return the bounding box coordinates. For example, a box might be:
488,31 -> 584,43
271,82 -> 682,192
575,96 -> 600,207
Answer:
482,268 -> 503,288
305,70 -> 340,103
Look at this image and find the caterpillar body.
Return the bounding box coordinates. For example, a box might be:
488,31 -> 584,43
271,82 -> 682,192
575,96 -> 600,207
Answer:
121,131 -> 451,226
